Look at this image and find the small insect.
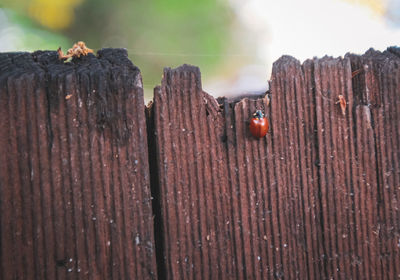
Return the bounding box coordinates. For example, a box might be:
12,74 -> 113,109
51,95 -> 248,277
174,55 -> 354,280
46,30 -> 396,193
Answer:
249,110 -> 269,138
336,95 -> 347,116
265,92 -> 271,106
58,41 -> 93,60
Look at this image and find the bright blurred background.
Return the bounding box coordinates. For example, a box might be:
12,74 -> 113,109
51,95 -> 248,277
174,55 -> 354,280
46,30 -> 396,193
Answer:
0,0 -> 399,100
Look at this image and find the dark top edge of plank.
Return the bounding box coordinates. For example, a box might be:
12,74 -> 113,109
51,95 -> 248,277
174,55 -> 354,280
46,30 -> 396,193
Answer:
163,64 -> 201,75
272,55 -> 301,68
161,64 -> 202,90
385,46 -> 400,59
0,48 -> 141,81
0,48 -> 145,146
345,46 -> 400,61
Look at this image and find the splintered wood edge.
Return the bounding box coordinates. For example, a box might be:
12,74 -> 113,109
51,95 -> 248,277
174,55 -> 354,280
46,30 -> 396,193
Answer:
146,46 -> 400,114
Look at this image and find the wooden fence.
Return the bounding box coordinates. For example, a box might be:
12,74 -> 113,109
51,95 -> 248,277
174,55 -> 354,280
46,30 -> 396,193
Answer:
0,47 -> 399,279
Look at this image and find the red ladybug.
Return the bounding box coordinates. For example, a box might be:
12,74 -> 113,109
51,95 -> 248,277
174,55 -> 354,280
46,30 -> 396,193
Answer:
249,110 -> 269,138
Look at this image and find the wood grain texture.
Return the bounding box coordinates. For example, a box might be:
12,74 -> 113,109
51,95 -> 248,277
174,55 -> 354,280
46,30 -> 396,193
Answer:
0,49 -> 157,279
1,46 -> 399,279
152,61 -> 322,279
151,48 -> 400,279
348,48 -> 400,279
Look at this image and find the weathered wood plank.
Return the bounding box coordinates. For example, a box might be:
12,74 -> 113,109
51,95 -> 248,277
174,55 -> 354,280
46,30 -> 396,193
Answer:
152,66 -> 231,279
313,56 -> 360,279
0,49 -> 157,279
348,48 -> 400,279
269,57 -> 324,279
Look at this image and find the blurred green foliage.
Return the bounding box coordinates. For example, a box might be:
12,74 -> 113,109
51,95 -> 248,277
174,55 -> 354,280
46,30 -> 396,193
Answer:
0,0 -> 233,98
0,9 -> 70,50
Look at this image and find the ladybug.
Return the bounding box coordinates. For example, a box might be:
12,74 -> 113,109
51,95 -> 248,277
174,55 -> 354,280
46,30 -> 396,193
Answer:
249,110 -> 269,138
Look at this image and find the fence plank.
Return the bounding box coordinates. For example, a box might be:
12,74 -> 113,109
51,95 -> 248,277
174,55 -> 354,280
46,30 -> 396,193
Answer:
269,57 -> 324,279
313,56 -> 360,279
348,49 -> 400,279
0,50 -> 157,279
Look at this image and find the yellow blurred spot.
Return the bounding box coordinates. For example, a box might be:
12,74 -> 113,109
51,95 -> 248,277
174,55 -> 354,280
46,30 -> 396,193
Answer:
29,0 -> 84,30
341,0 -> 387,16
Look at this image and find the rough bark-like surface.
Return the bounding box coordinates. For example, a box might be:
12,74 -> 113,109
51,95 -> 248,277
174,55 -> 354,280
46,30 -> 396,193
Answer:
0,49 -> 157,279
347,48 -> 400,279
1,46 -> 399,279
151,48 -> 400,279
